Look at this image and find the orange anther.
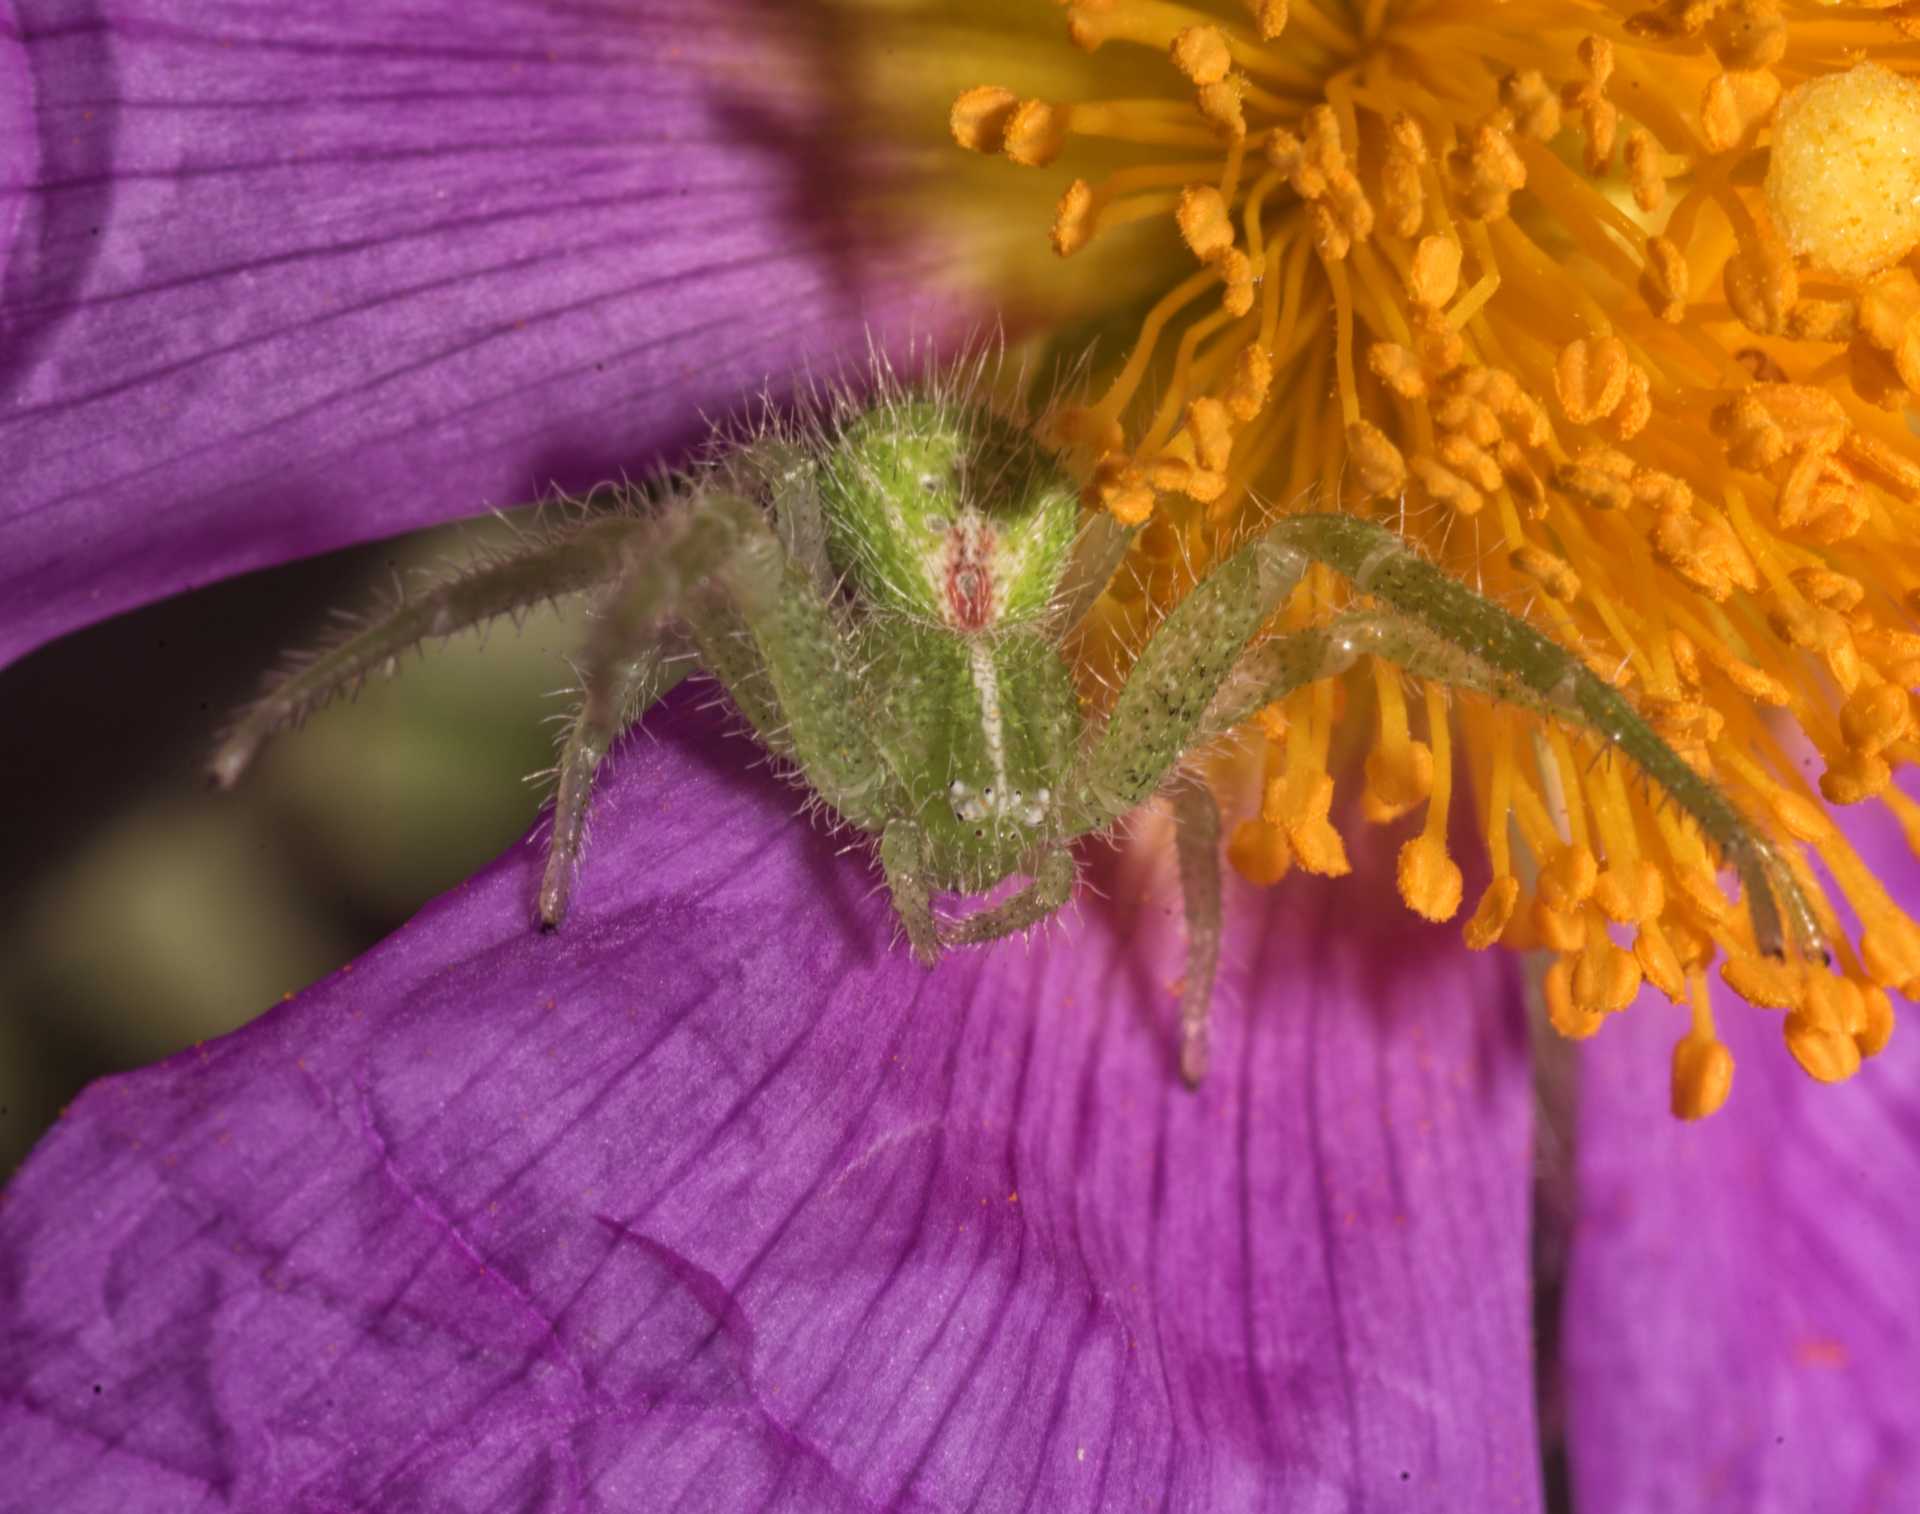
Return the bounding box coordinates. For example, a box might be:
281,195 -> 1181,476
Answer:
1051,179 -> 1097,257
1841,681 -> 1910,754
1226,344 -> 1273,421
1625,129 -> 1666,213
1346,421 -> 1407,498
1785,1009 -> 1862,1083
1227,817 -> 1291,885
1176,184 -> 1236,261
1409,236 -> 1463,309
1642,235 -> 1690,323
1169,25 -> 1232,87
1510,543 -> 1581,601
1720,953 -> 1805,1011
1594,860 -> 1665,924
1635,924 -> 1686,1001
1556,337 -> 1632,425
1398,834 -> 1464,921
1671,1033 -> 1735,1119
1545,957 -> 1606,1040
950,86 -> 1020,154
1572,937 -> 1643,1014
1004,98 -> 1069,167
1367,342 -> 1427,400
1463,876 -> 1521,950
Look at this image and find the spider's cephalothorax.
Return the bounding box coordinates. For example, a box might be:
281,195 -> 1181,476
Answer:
213,375 -> 1822,1086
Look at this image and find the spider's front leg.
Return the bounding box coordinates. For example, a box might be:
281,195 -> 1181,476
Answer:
1051,525 -> 1310,1084
1057,508 -> 1827,1083
209,515 -> 646,788
1238,516 -> 1825,960
539,481 -> 905,923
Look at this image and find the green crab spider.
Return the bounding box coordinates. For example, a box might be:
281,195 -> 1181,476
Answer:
212,375 -> 1822,1086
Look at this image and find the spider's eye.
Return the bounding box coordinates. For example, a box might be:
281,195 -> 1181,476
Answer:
925,515 -> 950,534
919,472 -> 942,493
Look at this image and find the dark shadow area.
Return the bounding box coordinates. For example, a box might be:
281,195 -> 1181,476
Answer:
0,531 -> 540,1174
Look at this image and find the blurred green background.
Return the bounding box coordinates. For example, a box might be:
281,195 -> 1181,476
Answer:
0,520 -> 582,1175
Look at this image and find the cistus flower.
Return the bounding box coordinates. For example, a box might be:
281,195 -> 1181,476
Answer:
1,3 -> 1916,1511
953,0 -> 1920,1121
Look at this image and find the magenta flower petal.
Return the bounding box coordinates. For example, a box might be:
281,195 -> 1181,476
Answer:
1,0 -> 975,666
1565,819 -> 1920,1509
0,698 -> 1539,1510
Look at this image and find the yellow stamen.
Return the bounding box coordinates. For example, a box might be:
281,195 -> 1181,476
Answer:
952,0 -> 1920,1113
1671,976 -> 1734,1121
1396,685 -> 1462,921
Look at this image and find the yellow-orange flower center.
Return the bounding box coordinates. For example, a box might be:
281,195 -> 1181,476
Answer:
954,0 -> 1920,1117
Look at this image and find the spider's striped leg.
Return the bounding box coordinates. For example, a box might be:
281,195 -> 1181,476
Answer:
537,621 -> 692,928
210,515 -> 643,788
935,846 -> 1078,949
1167,777 -> 1223,1088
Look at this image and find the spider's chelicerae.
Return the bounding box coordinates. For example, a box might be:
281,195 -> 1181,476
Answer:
212,370 -> 1822,1084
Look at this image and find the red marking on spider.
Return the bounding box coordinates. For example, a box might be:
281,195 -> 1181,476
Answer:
945,523 -> 996,629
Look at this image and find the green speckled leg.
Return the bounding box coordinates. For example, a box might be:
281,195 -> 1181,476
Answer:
879,821 -> 941,966
1064,529 -> 1306,831
692,490 -> 902,831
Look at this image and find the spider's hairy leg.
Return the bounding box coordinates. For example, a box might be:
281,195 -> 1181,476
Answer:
935,847 -> 1079,949
727,434 -> 835,599
536,481 -> 899,919
878,821 -> 941,965
692,488 -> 903,831
1244,515 -> 1823,961
1061,526 -> 1307,833
1167,777 -> 1223,1088
209,516 -> 642,788
538,623 -> 692,928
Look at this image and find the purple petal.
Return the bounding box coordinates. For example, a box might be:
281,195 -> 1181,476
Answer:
0,698 -> 1540,1511
1565,818 -> 1920,1509
1,0 -> 980,667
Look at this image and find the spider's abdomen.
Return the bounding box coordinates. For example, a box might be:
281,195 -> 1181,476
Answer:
821,399 -> 1078,628
869,621 -> 1083,892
